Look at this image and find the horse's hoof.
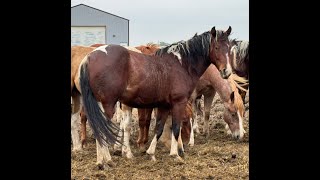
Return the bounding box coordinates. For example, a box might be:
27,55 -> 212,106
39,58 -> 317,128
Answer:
72,147 -> 82,152
126,152 -> 134,159
178,148 -> 184,157
96,163 -> 105,170
137,144 -> 147,153
113,150 -> 122,156
106,160 -> 116,168
81,140 -> 87,148
174,156 -> 185,164
150,155 -> 157,161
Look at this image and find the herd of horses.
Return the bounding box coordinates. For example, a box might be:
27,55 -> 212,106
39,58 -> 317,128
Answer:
71,26 -> 249,168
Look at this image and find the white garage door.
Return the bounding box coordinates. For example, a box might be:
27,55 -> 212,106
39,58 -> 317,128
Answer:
71,26 -> 106,46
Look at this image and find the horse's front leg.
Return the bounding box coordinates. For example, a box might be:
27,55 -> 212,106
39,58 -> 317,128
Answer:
146,108 -> 170,161
170,101 -> 188,161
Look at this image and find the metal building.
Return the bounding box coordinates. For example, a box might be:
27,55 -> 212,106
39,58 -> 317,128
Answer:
71,4 -> 129,46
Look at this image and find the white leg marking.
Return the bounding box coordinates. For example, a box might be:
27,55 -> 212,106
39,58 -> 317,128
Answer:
71,112 -> 82,151
146,135 -> 158,155
169,131 -> 179,156
116,102 -> 122,123
188,118 -> 195,146
177,127 -> 184,152
122,108 -> 133,158
96,139 -> 103,165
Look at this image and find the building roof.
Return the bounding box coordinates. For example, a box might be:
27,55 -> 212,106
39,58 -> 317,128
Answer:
71,4 -> 129,21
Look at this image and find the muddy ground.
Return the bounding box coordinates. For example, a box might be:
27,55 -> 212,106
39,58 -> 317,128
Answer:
71,94 -> 249,180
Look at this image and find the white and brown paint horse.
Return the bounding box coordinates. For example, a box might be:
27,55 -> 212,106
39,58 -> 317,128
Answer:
229,39 -> 249,102
71,45 -> 147,167
78,27 -> 233,165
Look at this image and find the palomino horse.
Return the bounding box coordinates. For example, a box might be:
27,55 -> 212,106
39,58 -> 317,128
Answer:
229,39 -> 249,102
78,26 -> 232,163
189,64 -> 247,145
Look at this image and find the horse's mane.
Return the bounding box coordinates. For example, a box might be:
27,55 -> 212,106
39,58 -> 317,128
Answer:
155,29 -> 229,63
230,73 -> 249,92
228,74 -> 245,115
231,40 -> 249,66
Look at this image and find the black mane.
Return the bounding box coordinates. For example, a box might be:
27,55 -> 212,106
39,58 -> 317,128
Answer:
155,29 -> 229,61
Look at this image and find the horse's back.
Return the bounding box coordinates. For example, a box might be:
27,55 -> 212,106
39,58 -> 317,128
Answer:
71,46 -> 95,91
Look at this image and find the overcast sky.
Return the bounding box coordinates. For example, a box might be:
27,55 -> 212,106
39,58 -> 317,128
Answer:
71,0 -> 248,47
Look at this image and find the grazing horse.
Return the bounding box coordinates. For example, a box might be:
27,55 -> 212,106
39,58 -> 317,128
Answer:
189,64 -> 247,145
229,39 -> 249,101
78,26 -> 232,163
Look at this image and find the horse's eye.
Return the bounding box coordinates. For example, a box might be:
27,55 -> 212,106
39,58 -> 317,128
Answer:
232,112 -> 237,117
215,47 -> 219,50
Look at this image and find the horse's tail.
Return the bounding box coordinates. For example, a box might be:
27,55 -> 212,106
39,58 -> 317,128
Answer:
79,57 -> 121,146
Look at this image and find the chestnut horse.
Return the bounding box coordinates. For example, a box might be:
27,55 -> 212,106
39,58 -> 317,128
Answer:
78,26 -> 232,164
189,64 -> 247,145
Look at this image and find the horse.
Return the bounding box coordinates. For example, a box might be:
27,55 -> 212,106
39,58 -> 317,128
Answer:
78,26 -> 233,164
229,39 -> 249,102
189,64 -> 247,146
72,44 -> 164,166
137,65 -> 247,149
71,46 -> 96,151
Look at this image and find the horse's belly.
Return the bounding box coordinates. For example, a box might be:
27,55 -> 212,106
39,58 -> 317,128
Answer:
120,85 -> 170,108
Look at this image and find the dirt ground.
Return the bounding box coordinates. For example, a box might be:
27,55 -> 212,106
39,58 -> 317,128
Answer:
71,94 -> 249,180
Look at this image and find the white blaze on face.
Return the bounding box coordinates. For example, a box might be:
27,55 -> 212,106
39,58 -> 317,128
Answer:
93,45 -> 109,54
226,52 -> 232,74
237,111 -> 244,139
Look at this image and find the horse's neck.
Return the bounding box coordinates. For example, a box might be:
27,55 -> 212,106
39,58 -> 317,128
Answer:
206,67 -> 232,102
184,56 -> 211,82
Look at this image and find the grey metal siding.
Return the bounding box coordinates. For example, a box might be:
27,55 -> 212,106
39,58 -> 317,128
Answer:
71,4 -> 129,45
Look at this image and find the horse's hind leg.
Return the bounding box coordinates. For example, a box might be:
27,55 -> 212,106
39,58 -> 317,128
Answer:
95,101 -> 118,166
113,103 -> 124,155
80,106 -> 87,148
146,108 -> 170,161
170,101 -> 189,161
137,108 -> 152,152
121,104 -> 134,159
71,92 -> 82,152
203,91 -> 215,138
96,140 -> 114,169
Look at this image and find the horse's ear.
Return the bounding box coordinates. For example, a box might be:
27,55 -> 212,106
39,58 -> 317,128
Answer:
230,91 -> 235,103
194,33 -> 198,37
211,26 -> 216,38
226,26 -> 232,36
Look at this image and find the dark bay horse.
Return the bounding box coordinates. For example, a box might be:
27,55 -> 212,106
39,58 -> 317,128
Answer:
79,26 -> 232,162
